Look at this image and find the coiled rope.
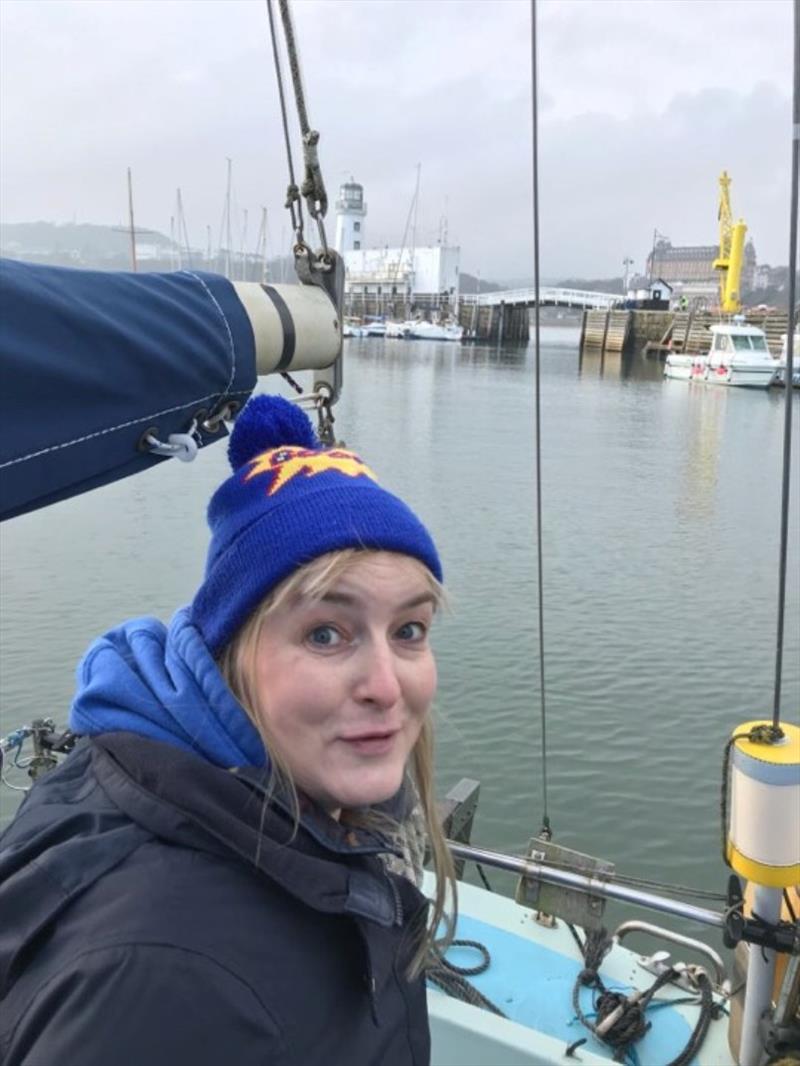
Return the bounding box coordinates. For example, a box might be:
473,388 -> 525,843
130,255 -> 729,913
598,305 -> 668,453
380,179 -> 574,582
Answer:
567,926 -> 716,1065
426,940 -> 507,1018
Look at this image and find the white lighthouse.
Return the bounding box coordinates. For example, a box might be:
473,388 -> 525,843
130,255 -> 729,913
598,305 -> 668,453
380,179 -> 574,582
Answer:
334,179 -> 367,254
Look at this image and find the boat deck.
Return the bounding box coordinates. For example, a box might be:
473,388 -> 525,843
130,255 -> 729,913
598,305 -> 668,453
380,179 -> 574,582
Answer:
427,878 -> 734,1066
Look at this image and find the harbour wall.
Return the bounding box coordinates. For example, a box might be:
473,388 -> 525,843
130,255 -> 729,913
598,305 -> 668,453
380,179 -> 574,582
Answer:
579,308 -> 790,358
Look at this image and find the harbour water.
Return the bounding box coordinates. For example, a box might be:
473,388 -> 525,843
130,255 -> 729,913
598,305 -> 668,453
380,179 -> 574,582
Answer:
1,327 -> 798,914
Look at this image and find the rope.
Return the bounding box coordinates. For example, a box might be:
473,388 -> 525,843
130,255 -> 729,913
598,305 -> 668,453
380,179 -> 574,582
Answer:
276,0 -> 310,133
773,0 -> 799,731
568,927 -> 716,1065
275,0 -> 329,253
427,939 -> 507,1018
280,371 -> 304,395
475,863 -> 494,892
266,0 -> 304,245
529,0 -> 550,840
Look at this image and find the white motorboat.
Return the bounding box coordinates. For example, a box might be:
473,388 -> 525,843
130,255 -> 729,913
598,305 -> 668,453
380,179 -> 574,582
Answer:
407,320 -> 464,342
663,352 -> 707,381
701,322 -> 777,388
774,332 -> 800,388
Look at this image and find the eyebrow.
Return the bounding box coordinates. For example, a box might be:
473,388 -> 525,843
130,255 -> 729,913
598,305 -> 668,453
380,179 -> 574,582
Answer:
319,591 -> 436,611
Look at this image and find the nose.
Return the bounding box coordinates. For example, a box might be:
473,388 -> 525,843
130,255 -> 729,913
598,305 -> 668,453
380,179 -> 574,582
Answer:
353,638 -> 402,711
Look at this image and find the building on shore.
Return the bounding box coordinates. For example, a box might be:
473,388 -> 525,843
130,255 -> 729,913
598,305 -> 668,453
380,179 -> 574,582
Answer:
334,179 -> 460,317
624,275 -> 672,309
645,237 -> 756,302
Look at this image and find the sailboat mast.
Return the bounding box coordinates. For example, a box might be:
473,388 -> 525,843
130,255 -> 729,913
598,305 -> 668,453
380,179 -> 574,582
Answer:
410,162 -> 421,302
258,207 -> 269,283
225,157 -> 233,280
174,191 -> 183,270
176,187 -> 192,269
126,167 -> 138,272
240,208 -> 248,281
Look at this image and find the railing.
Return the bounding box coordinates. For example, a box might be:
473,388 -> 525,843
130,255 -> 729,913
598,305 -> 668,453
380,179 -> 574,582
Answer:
460,287 -> 619,309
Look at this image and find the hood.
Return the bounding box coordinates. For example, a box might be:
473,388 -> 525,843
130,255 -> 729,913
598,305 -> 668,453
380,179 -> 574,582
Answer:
69,606 -> 266,768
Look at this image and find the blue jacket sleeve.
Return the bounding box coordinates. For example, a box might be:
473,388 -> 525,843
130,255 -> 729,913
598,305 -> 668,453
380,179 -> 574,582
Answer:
0,259 -> 256,521
3,943 -> 285,1066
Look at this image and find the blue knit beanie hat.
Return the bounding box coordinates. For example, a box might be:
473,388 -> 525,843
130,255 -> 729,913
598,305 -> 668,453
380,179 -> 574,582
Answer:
191,395 -> 443,655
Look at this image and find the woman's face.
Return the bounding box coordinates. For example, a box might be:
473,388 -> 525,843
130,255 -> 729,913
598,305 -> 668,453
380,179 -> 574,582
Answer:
249,553 -> 438,817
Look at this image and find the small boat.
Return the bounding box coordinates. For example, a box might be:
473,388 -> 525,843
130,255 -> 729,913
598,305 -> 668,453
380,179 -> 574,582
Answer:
701,322 -> 777,389
407,320 -> 464,342
663,352 -> 707,381
342,317 -> 368,338
773,332 -> 800,388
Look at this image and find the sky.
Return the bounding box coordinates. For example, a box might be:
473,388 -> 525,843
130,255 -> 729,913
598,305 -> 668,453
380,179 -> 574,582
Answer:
0,0 -> 794,282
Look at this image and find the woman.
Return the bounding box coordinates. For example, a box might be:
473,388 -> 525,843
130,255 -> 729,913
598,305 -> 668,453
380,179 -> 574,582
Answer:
0,395 -> 456,1066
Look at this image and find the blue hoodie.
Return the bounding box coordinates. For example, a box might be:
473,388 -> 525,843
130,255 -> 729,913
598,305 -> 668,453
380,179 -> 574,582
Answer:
69,606 -> 267,768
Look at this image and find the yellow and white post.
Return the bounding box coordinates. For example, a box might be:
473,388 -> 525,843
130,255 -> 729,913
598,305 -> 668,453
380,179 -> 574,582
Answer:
726,720 -> 800,1065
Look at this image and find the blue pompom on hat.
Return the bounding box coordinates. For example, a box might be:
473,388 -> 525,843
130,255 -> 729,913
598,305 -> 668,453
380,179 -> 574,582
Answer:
190,395 -> 443,655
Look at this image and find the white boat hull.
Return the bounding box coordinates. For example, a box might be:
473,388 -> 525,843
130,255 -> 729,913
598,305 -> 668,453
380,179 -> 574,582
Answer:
703,363 -> 777,388
408,322 -> 464,342
663,354 -> 707,381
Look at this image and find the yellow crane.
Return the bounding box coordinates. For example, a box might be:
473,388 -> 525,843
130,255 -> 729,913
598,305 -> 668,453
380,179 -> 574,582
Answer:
712,170 -> 747,314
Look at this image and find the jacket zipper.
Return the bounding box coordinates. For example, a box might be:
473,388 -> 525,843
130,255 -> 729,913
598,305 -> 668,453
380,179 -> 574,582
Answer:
387,872 -> 404,926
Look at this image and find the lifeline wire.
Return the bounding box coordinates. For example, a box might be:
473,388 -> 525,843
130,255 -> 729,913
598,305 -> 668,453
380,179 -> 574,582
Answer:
530,0 -> 550,835
773,0 -> 799,732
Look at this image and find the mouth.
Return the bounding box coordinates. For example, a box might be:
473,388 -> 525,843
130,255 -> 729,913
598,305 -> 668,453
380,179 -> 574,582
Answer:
339,729 -> 399,756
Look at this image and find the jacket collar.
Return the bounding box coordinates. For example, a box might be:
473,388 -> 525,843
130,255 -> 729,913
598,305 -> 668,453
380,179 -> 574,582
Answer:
92,733 -> 410,930
232,765 -> 405,859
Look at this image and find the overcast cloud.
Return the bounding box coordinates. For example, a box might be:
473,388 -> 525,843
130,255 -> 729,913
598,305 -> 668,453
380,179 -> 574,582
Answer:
0,0 -> 794,280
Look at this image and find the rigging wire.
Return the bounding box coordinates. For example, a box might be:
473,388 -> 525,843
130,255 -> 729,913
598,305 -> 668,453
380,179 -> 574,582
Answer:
266,0 -> 304,245
275,0 -> 330,255
530,0 -> 550,837
772,0 -> 799,732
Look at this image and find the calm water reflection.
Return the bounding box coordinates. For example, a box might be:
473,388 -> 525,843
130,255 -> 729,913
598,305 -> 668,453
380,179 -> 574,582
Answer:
2,327 -> 798,915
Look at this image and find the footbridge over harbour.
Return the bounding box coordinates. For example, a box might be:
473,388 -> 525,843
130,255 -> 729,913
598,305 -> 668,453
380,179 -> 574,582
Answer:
458,287 -> 618,342
461,286 -> 618,310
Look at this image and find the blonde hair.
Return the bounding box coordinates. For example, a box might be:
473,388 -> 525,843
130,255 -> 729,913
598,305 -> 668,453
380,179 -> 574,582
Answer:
217,548 -> 457,977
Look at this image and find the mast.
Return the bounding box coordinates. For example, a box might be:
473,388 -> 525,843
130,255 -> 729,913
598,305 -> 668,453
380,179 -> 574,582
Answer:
206,224 -> 212,268
126,167 -> 138,272
176,187 -> 192,269
240,208 -> 248,281
225,157 -> 233,280
410,162 -> 421,305
169,215 -> 176,271
256,207 -> 269,283
174,192 -> 183,271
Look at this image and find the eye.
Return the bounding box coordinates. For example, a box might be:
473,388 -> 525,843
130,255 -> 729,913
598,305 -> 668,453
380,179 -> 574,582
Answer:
306,624 -> 343,648
395,621 -> 427,642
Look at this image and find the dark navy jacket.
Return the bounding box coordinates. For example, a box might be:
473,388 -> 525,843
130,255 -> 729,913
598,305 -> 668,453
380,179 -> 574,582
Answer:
0,733 -> 430,1066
